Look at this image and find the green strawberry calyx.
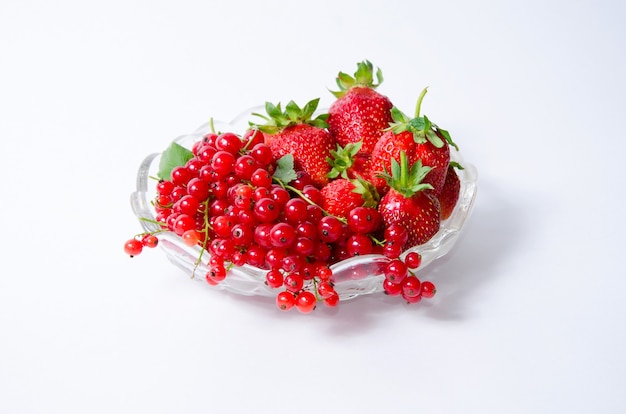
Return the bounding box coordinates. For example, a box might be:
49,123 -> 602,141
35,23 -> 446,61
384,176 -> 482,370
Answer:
330,60 -> 384,98
250,98 -> 329,134
387,87 -> 459,151
326,141 -> 363,179
378,151 -> 433,198
350,176 -> 380,208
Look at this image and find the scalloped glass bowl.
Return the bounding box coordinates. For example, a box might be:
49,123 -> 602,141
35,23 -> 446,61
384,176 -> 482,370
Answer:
130,108 -> 478,301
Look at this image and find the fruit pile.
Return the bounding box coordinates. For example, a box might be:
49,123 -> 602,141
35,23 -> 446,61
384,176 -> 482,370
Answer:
124,60 -> 465,313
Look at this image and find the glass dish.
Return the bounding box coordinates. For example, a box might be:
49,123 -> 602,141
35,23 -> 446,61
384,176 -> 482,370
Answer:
130,108 -> 478,301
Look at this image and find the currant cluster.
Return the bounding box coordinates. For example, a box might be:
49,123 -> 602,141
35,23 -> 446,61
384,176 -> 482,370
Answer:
124,128 -> 439,312
124,130 -> 344,313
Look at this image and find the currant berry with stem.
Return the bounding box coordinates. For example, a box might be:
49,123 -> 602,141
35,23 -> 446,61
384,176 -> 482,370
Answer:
124,238 -> 144,257
404,251 -> 422,269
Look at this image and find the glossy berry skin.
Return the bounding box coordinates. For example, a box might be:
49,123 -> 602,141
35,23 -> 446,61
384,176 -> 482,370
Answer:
327,61 -> 393,153
402,276 -> 421,298
276,291 -> 296,311
438,164 -> 461,220
215,132 -> 243,154
384,259 -> 408,283
420,281 -> 437,298
368,130 -> 417,195
382,279 -> 403,296
316,281 -> 335,299
295,291 -> 317,313
141,234 -> 159,248
379,188 -> 441,249
254,198 -> 281,223
323,291 -> 340,307
124,238 -> 143,257
269,222 -> 297,249
346,234 -> 374,257
328,87 -> 393,154
265,269 -> 284,289
317,216 -> 344,243
265,124 -> 334,188
347,206 -> 381,234
404,251 -> 422,269
320,178 -> 366,220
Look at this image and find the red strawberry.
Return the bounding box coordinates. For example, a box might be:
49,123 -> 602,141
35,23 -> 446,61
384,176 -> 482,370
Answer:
378,151 -> 441,249
369,87 -> 458,195
327,60 -> 393,154
252,99 -> 335,188
438,163 -> 462,220
320,177 -> 378,220
368,129 -> 417,195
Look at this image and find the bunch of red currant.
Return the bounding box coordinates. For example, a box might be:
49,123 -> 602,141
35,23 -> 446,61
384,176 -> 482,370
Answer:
124,129 -> 437,312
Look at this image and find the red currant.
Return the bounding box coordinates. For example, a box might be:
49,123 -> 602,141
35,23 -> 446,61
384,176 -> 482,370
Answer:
382,279 -> 403,296
283,198 -> 309,224
347,206 -> 381,234
402,276 -> 421,298
323,291 -> 340,307
265,269 -> 284,288
254,197 -> 281,223
211,150 -> 236,177
215,132 -> 243,154
124,238 -> 143,257
295,291 -> 317,313
404,251 -> 422,269
316,281 -> 335,299
234,154 -> 257,180
250,143 -> 273,165
283,273 -> 304,293
141,234 -> 159,248
250,168 -> 273,188
317,216 -> 344,243
420,281 -> 437,298
276,291 -> 296,311
346,233 -> 374,257
384,259 -> 408,283
269,222 -> 297,249
182,229 -> 201,246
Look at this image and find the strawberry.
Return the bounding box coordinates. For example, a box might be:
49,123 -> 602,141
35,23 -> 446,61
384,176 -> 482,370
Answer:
378,151 -> 441,249
438,162 -> 462,220
251,99 -> 335,188
369,87 -> 458,195
327,60 -> 394,154
320,177 -> 379,220
368,129 -> 418,195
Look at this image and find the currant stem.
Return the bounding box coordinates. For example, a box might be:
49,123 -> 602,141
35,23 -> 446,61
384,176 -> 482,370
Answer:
191,199 -> 213,279
274,177 -> 349,225
414,87 -> 428,118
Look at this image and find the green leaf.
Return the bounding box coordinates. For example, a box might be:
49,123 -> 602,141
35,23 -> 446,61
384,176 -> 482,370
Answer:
408,117 -> 426,133
273,154 -> 297,184
157,141 -> 194,180
302,98 -> 320,119
266,102 -> 282,119
390,106 -> 409,123
426,130 -> 444,148
285,100 -> 301,122
438,128 -> 459,151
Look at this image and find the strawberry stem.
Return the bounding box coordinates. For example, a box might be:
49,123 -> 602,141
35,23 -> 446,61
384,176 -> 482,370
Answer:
414,87 -> 428,118
400,151 -> 409,189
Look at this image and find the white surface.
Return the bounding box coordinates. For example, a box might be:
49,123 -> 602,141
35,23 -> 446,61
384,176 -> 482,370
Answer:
1,1 -> 625,413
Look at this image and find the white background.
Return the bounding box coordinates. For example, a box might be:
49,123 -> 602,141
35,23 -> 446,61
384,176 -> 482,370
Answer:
1,0 -> 625,413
